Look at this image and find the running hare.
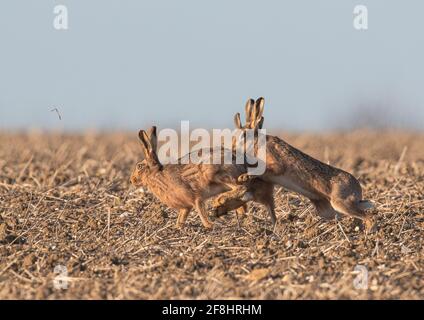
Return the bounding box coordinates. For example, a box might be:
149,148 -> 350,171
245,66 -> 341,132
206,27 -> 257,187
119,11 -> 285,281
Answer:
216,97 -> 374,227
130,126 -> 275,229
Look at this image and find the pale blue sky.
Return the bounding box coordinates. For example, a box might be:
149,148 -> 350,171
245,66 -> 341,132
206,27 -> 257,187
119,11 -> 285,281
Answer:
0,0 -> 423,131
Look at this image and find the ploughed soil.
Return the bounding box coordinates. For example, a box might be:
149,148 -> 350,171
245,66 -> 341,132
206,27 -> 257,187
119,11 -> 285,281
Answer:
0,130 -> 423,299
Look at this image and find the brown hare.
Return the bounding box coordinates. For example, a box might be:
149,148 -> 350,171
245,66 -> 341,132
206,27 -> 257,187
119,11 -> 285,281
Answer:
215,97 -> 375,227
130,126 -> 275,229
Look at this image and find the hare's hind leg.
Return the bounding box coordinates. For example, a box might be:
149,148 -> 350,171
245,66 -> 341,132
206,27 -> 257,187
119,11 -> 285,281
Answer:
358,200 -> 374,210
212,178 -> 277,226
330,198 -> 372,221
194,199 -> 213,229
331,199 -> 367,220
176,208 -> 190,229
213,197 -> 246,217
262,196 -> 276,226
213,193 -> 276,225
211,173 -> 257,216
212,184 -> 253,217
252,180 -> 276,226
311,199 -> 339,220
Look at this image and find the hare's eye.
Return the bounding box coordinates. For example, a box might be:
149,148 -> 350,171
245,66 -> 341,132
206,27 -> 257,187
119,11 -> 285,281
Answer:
137,164 -> 143,170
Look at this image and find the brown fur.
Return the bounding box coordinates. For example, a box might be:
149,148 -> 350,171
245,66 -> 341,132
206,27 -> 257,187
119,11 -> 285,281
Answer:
212,174 -> 276,225
130,126 -> 275,229
214,97 -> 375,226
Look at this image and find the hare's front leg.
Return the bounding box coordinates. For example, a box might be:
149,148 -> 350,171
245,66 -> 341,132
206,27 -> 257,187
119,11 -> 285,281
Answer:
194,199 -> 213,229
264,198 -> 276,226
176,208 -> 190,229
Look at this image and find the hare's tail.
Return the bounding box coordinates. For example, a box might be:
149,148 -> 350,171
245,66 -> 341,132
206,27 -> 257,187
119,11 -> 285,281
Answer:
358,200 -> 374,211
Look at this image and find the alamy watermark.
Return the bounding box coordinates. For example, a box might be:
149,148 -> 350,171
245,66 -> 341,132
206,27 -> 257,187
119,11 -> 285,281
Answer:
353,5 -> 368,30
52,5 -> 369,32
53,5 -> 68,30
53,264 -> 68,290
353,265 -> 368,289
152,121 -> 267,176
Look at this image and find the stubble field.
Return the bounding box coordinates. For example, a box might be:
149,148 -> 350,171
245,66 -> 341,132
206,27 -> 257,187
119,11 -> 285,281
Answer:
0,130 -> 423,299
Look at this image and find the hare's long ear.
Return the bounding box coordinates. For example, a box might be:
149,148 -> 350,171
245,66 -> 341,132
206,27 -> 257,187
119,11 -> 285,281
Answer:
138,130 -> 151,159
141,130 -> 153,152
147,126 -> 158,152
256,116 -> 264,129
245,98 -> 255,126
141,128 -> 162,169
234,112 -> 242,129
255,97 -> 264,120
253,97 -> 265,129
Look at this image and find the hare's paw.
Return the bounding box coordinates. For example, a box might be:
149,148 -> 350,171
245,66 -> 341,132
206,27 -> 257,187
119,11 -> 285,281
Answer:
175,221 -> 185,229
365,216 -> 377,233
351,215 -> 377,233
237,173 -> 252,184
202,220 -> 213,230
